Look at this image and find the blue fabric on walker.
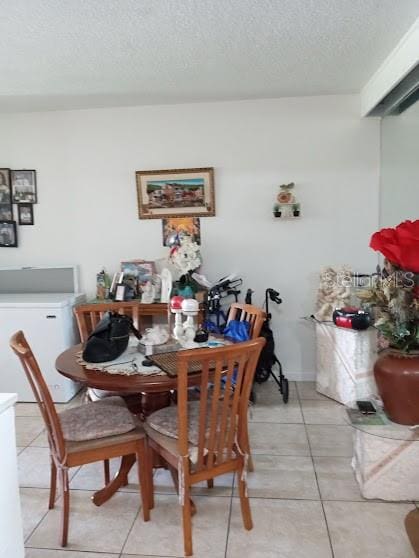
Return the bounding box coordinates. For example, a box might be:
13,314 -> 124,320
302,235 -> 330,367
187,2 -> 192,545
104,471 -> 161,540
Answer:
223,320 -> 250,341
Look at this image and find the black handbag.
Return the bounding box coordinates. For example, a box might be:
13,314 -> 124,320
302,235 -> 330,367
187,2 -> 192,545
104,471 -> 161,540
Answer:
82,311 -> 141,363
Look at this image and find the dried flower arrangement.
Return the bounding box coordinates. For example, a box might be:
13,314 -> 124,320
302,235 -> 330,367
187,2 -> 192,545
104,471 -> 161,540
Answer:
358,220 -> 419,352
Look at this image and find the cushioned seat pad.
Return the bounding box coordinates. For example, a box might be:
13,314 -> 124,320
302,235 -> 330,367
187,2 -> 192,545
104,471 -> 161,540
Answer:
146,400 -> 230,447
59,396 -> 136,442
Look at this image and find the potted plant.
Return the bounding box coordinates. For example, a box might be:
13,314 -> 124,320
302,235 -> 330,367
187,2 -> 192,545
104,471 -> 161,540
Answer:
273,203 -> 281,218
358,220 -> 419,425
292,203 -> 300,217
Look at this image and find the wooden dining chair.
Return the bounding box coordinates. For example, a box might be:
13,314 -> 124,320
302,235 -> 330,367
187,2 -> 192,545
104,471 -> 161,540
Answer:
226,303 -> 266,339
74,301 -> 143,417
74,301 -> 141,343
226,303 -> 266,471
10,331 -> 152,547
144,337 -> 265,556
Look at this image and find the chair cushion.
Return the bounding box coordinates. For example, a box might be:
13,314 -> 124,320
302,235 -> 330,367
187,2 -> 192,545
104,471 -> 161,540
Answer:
146,400 -> 229,447
59,396 -> 136,442
146,402 -> 201,445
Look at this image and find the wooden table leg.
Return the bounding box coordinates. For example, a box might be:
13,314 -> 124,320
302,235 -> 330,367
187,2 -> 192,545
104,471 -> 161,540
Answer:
91,454 -> 136,506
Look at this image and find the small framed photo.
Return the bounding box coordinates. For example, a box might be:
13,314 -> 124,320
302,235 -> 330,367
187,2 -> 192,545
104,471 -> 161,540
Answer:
0,169 -> 12,204
162,217 -> 201,246
114,284 -> 126,302
0,220 -> 17,247
18,203 -> 34,225
0,204 -> 13,220
11,170 -> 37,203
136,167 -> 215,219
121,260 -> 155,287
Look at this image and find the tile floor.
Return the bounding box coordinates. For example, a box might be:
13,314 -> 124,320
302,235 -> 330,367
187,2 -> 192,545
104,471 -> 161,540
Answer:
16,381 -> 417,557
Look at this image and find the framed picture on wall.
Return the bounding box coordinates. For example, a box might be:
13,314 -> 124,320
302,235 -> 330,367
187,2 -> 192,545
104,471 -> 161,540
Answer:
162,217 -> 201,246
0,204 -> 13,220
18,203 -> 34,225
0,169 -> 12,204
11,170 -> 37,203
0,220 -> 17,247
136,167 -> 215,219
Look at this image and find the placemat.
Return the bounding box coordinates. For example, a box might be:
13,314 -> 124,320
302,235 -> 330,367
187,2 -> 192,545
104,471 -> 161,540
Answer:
149,351 -> 206,377
77,338 -> 166,376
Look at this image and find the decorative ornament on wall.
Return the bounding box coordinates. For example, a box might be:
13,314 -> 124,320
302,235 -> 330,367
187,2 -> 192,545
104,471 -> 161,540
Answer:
273,182 -> 301,218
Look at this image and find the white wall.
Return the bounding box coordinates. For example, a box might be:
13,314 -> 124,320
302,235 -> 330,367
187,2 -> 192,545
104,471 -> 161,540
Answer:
0,96 -> 380,379
380,100 -> 419,227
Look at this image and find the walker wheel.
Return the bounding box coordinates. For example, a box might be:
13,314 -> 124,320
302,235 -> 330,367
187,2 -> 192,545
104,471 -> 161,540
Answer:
281,378 -> 289,403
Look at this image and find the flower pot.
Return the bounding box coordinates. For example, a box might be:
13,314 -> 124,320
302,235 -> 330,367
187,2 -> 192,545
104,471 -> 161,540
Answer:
374,351 -> 419,425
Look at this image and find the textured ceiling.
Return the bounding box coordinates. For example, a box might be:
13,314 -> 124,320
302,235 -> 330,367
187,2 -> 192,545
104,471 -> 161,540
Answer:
0,0 -> 418,112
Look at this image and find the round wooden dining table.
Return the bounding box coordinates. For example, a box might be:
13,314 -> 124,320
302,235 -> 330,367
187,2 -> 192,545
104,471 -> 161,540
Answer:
55,343 -> 199,506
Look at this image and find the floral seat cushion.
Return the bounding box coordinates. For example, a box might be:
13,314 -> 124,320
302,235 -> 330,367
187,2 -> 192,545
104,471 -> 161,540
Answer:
147,400 -> 230,446
59,396 -> 136,442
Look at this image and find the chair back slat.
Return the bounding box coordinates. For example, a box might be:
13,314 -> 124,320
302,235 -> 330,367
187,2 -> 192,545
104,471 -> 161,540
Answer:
205,359 -> 224,470
215,355 -> 236,459
176,338 -> 264,474
10,331 -> 66,462
227,303 -> 266,339
196,361 -> 210,470
74,302 -> 140,342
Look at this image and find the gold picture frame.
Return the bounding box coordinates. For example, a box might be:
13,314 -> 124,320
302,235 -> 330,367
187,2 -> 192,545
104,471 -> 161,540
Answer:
136,167 -> 215,219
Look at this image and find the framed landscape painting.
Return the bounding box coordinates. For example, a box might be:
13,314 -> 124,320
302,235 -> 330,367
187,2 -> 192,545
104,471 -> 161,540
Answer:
136,167 -> 215,219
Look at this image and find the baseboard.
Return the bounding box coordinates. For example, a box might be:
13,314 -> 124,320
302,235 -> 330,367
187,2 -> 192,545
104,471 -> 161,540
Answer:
283,370 -> 316,382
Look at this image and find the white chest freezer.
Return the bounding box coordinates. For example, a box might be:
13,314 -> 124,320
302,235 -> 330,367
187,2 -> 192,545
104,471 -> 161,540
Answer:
0,292 -> 86,402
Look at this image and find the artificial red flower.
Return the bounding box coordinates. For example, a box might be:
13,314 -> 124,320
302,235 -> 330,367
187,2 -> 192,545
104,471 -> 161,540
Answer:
370,220 -> 419,273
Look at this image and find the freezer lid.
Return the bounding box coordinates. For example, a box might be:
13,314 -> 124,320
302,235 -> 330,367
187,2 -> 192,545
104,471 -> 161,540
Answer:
0,293 -> 86,308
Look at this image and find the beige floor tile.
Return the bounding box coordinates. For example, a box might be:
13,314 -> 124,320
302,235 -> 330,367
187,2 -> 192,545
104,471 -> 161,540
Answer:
296,381 -> 330,401
234,455 -> 319,499
15,403 -> 41,417
313,456 -> 364,501
27,490 -> 140,553
306,425 -> 353,457
20,487 -> 50,540
301,400 -> 346,425
123,494 -> 230,557
249,423 -> 310,456
15,416 -> 45,446
29,429 -> 49,447
250,399 -> 303,424
25,550 -> 118,558
19,446 -> 78,489
153,466 -> 234,497
227,498 -> 332,558
70,458 -> 138,492
324,501 -> 417,558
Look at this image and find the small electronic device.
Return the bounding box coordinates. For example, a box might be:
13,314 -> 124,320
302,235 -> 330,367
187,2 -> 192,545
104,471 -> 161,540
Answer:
333,307 -> 370,330
356,400 -> 376,415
